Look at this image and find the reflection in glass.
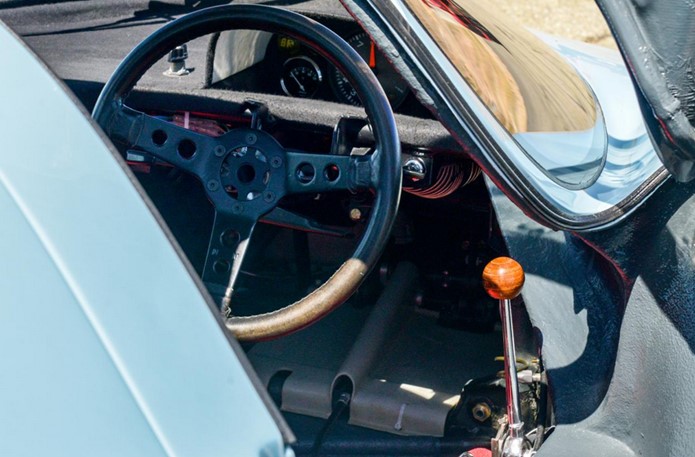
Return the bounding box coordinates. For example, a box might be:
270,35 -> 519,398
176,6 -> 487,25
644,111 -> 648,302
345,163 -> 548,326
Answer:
402,0 -> 607,188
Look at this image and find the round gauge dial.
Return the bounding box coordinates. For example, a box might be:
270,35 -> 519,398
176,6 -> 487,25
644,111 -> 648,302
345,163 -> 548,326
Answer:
281,56 -> 323,98
329,32 -> 410,109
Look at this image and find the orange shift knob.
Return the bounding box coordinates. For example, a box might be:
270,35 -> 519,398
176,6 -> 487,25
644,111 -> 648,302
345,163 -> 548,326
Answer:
482,257 -> 525,300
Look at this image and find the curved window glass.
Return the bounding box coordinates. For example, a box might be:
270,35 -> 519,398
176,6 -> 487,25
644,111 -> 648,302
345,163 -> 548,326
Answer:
402,0 -> 607,188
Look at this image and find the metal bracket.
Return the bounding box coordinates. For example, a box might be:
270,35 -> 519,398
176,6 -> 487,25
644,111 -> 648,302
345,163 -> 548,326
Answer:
242,100 -> 274,130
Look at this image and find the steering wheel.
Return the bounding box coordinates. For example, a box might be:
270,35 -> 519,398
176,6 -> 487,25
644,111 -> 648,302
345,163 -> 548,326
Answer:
93,5 -> 401,341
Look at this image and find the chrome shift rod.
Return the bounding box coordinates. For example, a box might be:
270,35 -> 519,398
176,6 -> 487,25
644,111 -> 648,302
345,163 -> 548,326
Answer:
483,257 -> 528,457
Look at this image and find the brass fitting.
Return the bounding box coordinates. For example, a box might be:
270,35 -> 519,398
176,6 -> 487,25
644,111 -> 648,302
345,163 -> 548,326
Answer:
349,208 -> 362,221
472,402 -> 492,422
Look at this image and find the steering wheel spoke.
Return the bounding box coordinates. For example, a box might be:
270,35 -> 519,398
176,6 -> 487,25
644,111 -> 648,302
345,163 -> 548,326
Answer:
262,207 -> 353,238
285,150 -> 374,194
109,104 -> 218,176
201,210 -> 258,315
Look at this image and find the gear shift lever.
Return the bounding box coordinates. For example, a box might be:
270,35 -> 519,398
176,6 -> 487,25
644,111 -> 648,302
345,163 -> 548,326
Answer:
483,257 -> 527,457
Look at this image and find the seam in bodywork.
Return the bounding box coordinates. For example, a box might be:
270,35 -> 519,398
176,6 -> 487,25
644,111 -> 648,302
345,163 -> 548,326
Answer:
0,171 -> 176,457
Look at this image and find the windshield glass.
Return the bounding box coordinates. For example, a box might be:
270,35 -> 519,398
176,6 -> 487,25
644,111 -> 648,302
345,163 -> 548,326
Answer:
398,0 -> 607,188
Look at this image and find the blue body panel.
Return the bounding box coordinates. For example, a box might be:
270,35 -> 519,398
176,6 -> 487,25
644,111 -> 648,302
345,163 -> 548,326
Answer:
0,23 -> 285,457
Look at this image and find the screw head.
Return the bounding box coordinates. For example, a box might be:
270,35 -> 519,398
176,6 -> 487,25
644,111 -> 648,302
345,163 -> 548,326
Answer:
232,203 -> 243,214
214,145 -> 226,157
246,133 -> 257,144
207,180 -> 220,191
270,156 -> 283,168
263,191 -> 275,203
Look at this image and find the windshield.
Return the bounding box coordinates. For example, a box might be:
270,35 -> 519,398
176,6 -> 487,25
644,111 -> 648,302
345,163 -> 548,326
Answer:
396,0 -> 607,188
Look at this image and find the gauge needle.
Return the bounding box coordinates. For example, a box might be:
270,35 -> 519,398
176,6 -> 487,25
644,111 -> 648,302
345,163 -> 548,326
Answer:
369,41 -> 377,69
291,73 -> 306,92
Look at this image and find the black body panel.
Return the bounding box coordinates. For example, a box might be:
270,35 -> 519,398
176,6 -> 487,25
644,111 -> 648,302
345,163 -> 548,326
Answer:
596,0 -> 695,181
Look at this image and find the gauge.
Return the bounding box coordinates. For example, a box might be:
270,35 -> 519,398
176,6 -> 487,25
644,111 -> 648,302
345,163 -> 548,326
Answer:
328,31 -> 410,109
280,56 -> 323,98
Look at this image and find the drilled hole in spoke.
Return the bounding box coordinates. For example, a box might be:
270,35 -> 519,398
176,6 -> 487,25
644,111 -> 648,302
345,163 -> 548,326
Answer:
220,229 -> 240,248
296,162 -> 315,184
178,139 -> 196,159
213,259 -> 230,274
324,164 -> 340,182
152,130 -> 167,146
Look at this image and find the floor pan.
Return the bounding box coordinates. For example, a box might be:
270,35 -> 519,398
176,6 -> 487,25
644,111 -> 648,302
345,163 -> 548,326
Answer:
248,262 -> 502,437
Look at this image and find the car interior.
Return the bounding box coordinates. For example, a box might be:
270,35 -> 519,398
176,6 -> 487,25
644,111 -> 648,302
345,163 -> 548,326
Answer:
1,1 -> 545,455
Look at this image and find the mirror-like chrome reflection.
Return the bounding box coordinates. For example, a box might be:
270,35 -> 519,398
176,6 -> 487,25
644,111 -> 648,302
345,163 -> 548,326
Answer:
402,0 -> 607,188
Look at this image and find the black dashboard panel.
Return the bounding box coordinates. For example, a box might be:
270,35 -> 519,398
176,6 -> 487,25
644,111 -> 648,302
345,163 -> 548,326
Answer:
207,16 -> 431,118
0,0 -> 458,152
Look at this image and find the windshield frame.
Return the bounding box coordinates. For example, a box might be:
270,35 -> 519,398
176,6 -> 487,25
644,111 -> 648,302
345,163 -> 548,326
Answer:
341,0 -> 669,231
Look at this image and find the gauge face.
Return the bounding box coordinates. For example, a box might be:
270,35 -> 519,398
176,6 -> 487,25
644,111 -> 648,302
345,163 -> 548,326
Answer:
329,32 -> 410,109
281,56 -> 323,98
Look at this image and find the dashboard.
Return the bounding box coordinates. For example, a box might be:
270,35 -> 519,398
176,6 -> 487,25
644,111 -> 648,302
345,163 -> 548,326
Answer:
192,15 -> 477,200
207,23 -> 431,118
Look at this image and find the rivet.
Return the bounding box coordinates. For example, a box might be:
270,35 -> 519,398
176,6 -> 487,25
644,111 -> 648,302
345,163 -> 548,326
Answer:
214,145 -> 226,157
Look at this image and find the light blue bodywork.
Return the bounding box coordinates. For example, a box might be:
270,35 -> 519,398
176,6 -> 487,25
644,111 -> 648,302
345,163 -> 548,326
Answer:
0,23 -> 286,457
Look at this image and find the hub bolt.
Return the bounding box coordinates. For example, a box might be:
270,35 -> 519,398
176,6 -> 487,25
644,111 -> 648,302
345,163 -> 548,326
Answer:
270,156 -> 283,168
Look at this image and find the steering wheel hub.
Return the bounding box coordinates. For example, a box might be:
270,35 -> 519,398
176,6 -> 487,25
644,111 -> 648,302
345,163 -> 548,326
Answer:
221,146 -> 271,201
202,128 -> 288,215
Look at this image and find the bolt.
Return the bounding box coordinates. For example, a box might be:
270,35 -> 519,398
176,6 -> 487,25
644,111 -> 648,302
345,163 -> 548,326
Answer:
472,403 -> 491,422
404,158 -> 425,172
207,180 -> 220,191
214,145 -> 226,157
263,191 -> 275,203
232,203 -> 243,214
270,156 -> 283,168
349,208 -> 362,221
246,133 -> 257,144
